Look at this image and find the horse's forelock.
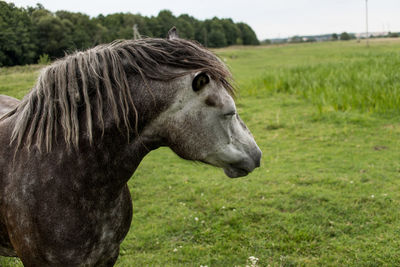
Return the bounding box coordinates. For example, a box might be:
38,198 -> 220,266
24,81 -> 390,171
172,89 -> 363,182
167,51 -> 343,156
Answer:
7,38 -> 234,152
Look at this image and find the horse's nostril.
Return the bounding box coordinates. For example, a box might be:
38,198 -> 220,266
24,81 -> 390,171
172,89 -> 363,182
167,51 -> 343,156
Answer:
255,157 -> 261,168
252,148 -> 262,168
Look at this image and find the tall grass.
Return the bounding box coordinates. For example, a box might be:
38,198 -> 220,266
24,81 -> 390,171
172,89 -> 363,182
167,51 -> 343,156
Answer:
257,51 -> 400,113
217,39 -> 400,115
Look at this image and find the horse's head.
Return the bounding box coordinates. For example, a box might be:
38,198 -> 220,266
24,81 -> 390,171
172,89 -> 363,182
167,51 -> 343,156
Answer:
149,70 -> 262,178
139,28 -> 262,178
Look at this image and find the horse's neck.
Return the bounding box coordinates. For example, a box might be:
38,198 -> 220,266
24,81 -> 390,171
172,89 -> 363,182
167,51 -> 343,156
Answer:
73,129 -> 160,195
98,131 -> 160,183
5,77 -> 175,199
55,101 -> 166,198
1,109 -> 158,204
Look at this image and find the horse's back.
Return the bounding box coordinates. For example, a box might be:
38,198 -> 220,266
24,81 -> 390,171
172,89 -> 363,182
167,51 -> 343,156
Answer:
0,95 -> 19,257
0,95 -> 19,116
0,94 -> 16,182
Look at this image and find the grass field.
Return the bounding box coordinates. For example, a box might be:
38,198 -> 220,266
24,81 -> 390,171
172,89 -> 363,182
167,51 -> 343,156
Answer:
1,39 -> 400,266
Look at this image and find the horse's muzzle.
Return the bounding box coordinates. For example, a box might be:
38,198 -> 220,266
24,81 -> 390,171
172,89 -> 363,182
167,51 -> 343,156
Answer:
223,147 -> 262,178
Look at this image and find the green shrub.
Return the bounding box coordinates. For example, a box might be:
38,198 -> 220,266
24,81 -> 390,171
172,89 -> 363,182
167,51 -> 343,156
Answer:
37,54 -> 51,65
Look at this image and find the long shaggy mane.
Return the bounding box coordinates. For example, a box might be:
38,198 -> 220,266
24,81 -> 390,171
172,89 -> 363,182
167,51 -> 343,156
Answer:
1,38 -> 234,152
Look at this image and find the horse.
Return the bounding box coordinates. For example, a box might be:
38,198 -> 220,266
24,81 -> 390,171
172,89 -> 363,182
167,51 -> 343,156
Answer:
0,95 -> 19,115
0,28 -> 261,266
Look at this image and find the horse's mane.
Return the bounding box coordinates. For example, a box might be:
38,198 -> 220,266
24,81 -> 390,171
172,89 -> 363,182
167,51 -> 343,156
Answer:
2,38 -> 234,152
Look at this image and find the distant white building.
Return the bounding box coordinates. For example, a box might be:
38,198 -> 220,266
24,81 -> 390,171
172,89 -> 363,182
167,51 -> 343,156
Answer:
356,31 -> 389,38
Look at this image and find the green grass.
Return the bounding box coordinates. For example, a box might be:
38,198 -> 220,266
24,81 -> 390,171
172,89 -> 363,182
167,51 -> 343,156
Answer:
0,64 -> 43,99
217,39 -> 400,113
1,39 -> 400,266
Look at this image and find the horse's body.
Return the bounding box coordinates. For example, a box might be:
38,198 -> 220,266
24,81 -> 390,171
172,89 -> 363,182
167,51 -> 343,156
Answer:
0,29 -> 261,266
0,95 -> 19,115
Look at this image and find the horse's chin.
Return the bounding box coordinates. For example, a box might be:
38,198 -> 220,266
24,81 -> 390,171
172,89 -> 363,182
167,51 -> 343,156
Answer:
223,167 -> 250,178
201,157 -> 253,178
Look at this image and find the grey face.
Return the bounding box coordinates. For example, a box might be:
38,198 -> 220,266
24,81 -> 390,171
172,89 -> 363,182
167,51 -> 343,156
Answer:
145,72 -> 262,178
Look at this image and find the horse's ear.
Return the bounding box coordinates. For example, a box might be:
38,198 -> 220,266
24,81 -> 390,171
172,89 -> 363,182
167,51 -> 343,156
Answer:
167,27 -> 179,40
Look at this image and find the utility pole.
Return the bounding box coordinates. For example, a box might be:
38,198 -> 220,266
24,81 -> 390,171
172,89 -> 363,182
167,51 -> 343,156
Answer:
365,0 -> 369,47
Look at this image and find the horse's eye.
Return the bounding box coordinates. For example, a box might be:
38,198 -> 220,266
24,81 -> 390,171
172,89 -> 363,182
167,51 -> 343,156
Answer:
192,72 -> 210,92
223,111 -> 236,117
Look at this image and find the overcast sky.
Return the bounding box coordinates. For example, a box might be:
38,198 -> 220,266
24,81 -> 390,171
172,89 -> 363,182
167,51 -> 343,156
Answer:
7,0 -> 400,40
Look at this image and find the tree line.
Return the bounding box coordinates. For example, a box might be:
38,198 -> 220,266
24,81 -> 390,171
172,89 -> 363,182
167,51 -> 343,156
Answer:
0,2 -> 259,67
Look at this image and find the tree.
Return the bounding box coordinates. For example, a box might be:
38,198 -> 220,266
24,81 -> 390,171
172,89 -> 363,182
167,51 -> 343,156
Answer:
0,4 -> 260,66
237,23 -> 259,45
220,19 -> 240,46
331,33 -> 338,41
289,36 -> 303,43
176,14 -> 196,39
31,9 -> 73,58
0,2 -> 37,66
340,32 -> 351,41
56,11 -> 103,49
206,18 -> 227,47
261,39 -> 271,45
195,23 -> 208,46
97,13 -> 126,42
305,37 -> 316,43
208,29 -> 227,47
153,10 -> 176,38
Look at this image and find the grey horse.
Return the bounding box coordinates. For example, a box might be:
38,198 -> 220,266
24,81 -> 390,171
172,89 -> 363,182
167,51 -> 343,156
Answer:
0,28 -> 261,266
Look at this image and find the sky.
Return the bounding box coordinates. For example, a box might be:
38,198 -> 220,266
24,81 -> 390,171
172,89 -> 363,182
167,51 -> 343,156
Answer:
6,0 -> 400,40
